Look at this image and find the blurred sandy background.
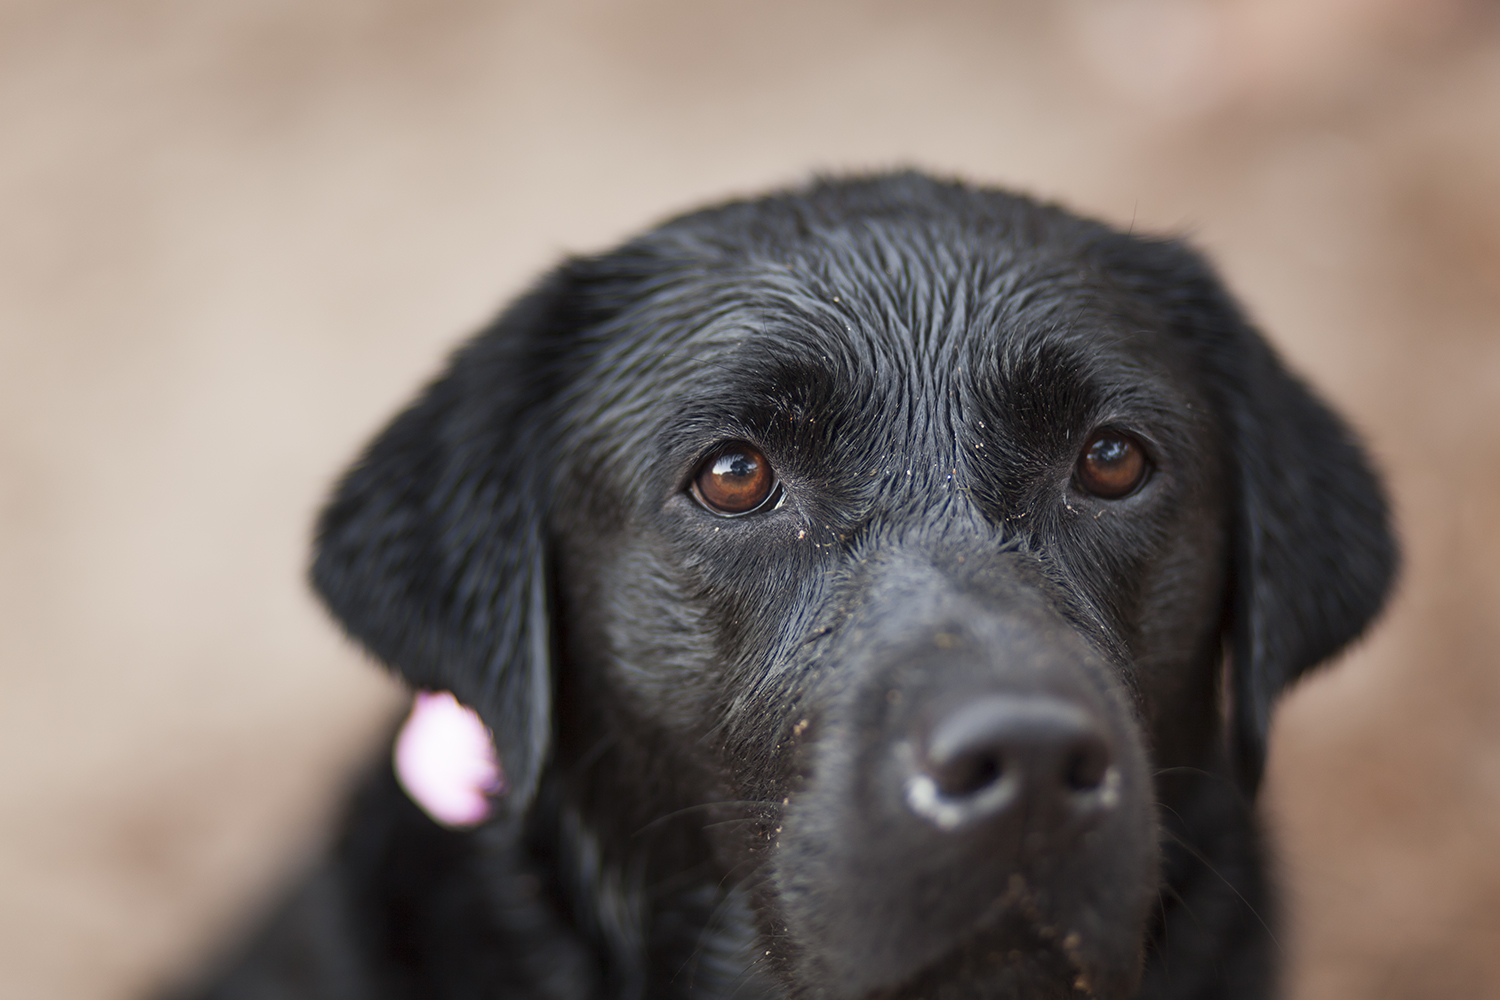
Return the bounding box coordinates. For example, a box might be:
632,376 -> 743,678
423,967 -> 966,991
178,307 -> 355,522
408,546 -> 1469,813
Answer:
3,1 -> 1500,997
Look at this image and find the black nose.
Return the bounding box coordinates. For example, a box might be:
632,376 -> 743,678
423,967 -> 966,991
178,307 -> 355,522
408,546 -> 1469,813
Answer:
907,695 -> 1116,832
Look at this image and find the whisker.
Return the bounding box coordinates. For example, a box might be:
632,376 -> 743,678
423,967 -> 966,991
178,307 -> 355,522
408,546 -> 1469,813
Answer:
701,816 -> 767,832
1152,765 -> 1221,781
632,800 -> 782,839
1160,827 -> 1283,956
1156,879 -> 1201,933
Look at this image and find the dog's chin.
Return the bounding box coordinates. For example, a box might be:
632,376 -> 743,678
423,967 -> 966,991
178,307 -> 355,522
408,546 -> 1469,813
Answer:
790,912 -> 1142,1000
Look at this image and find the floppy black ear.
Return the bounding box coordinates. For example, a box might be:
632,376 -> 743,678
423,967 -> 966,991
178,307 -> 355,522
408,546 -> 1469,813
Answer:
1092,233 -> 1398,793
311,270 -> 580,816
1212,321 -> 1398,793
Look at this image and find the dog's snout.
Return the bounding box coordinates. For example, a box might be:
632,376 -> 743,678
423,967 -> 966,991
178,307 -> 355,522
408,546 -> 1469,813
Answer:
906,695 -> 1117,833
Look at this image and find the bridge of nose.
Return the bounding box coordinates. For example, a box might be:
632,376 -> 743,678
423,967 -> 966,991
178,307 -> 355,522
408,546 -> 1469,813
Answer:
830,544 -> 1114,701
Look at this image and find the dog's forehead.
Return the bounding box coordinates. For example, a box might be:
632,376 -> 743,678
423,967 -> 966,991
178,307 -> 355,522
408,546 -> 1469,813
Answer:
577,219 -> 1198,448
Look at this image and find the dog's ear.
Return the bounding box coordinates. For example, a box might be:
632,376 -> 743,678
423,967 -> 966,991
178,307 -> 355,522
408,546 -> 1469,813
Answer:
1092,233 -> 1398,793
311,269 -> 583,816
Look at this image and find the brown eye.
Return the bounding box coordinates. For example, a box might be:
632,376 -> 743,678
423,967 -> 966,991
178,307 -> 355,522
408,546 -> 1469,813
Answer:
1076,431 -> 1148,499
692,443 -> 777,516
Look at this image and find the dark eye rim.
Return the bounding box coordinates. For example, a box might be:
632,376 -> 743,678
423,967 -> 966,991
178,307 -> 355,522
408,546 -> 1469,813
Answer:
687,441 -> 784,518
1072,427 -> 1153,500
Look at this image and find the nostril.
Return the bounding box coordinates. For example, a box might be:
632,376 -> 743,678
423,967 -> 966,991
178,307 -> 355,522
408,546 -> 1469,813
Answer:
1064,739 -> 1109,793
933,749 -> 1004,798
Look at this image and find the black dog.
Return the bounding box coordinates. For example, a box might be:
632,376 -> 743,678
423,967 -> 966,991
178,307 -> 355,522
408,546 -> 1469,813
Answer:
189,173 -> 1395,1000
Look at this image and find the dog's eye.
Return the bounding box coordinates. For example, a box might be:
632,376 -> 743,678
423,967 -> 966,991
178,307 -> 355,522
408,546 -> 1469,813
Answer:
691,443 -> 778,516
1076,431 -> 1148,499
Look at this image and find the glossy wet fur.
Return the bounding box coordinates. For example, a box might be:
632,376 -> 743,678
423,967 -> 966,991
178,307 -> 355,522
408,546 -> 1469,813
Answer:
186,174 -> 1395,1000
543,199 -> 1233,998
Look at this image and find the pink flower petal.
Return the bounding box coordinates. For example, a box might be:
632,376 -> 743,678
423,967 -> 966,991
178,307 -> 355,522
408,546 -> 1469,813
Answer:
393,691 -> 505,828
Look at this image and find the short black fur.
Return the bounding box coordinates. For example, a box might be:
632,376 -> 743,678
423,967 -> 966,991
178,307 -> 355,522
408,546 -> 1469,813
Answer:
180,172 -> 1396,1000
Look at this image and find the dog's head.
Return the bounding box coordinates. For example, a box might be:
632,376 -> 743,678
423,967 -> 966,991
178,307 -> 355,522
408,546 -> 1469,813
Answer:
312,174 -> 1395,999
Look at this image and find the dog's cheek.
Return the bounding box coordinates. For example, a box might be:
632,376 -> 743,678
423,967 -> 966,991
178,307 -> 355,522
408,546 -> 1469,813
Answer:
676,535 -> 835,659
565,536 -> 809,761
1129,513 -> 1230,769
1102,435 -> 1231,773
589,545 -> 729,737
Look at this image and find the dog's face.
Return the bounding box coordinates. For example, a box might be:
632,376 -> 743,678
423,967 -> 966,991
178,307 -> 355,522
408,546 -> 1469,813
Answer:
313,175 -> 1395,999
547,240 -> 1229,997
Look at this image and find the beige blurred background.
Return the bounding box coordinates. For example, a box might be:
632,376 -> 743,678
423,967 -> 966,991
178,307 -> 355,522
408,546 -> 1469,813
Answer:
3,1 -> 1500,997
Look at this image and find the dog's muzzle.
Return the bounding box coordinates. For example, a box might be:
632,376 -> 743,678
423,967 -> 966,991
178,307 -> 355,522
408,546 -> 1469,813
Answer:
769,550 -> 1157,1000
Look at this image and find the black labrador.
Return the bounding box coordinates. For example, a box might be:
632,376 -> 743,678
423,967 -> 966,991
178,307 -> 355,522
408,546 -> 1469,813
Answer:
187,173 -> 1396,1000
